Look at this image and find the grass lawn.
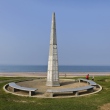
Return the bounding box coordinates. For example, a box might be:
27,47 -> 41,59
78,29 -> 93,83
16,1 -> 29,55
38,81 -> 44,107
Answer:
0,76 -> 110,110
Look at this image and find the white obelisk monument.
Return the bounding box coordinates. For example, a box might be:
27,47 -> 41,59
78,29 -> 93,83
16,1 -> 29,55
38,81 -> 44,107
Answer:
46,12 -> 60,86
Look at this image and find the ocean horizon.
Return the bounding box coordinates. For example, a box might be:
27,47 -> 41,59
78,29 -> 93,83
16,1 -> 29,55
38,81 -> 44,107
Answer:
0,65 -> 110,72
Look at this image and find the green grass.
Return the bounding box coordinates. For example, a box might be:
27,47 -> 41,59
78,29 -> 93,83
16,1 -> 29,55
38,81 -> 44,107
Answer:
0,76 -> 110,110
0,77 -> 38,84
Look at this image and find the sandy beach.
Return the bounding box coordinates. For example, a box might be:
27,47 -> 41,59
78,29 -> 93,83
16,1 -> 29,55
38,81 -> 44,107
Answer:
0,72 -> 110,77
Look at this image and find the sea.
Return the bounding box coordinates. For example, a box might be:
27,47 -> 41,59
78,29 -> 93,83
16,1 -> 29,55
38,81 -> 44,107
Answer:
0,65 -> 110,73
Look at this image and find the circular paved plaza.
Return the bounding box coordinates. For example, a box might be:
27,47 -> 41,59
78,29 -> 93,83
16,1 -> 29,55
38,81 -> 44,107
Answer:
5,78 -> 101,98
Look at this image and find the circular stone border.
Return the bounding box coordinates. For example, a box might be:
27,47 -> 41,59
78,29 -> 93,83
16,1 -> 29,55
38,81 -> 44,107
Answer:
3,80 -> 102,98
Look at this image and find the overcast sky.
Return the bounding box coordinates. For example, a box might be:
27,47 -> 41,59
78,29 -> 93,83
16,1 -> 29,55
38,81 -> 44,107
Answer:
0,0 -> 110,66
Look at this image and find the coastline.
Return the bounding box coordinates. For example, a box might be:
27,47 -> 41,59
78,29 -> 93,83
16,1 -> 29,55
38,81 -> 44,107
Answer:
0,72 -> 110,77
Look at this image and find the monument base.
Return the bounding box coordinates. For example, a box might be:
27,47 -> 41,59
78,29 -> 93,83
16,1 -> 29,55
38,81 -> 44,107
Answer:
46,81 -> 60,87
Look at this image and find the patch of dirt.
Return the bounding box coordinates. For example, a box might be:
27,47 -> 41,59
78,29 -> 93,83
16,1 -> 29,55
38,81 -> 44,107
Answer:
17,79 -> 87,94
105,79 -> 110,82
13,100 -> 35,103
99,103 -> 110,110
13,100 -> 28,103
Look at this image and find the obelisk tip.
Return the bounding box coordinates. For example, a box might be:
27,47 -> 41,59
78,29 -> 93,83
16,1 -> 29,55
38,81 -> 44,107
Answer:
52,12 -> 55,16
